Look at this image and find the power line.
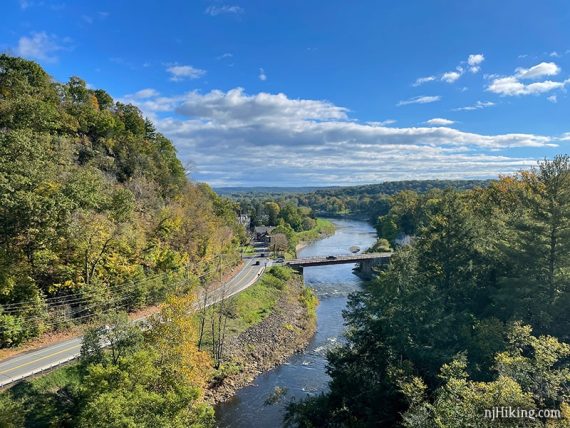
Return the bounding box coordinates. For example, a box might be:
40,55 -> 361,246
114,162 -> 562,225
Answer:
0,260 -> 233,314
0,260 -> 237,331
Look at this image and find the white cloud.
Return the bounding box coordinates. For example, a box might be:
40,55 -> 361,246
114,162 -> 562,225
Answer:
441,71 -> 462,83
468,54 -> 485,66
205,5 -> 244,16
547,95 -> 558,103
425,118 -> 455,126
515,62 -> 560,79
368,120 -> 397,126
259,68 -> 267,81
487,62 -> 568,96
454,100 -> 495,111
166,65 -> 206,81
15,31 -> 70,63
397,95 -> 441,106
560,132 -> 570,141
217,53 -> 233,60
413,76 -> 436,86
123,87 -> 555,186
413,53 -> 484,86
128,88 -> 160,99
550,51 -> 561,58
467,53 -> 485,73
488,76 -> 567,96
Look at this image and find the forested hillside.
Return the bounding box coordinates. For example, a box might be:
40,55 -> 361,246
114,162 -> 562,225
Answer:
0,55 -> 244,347
228,180 -> 488,226
287,157 -> 570,427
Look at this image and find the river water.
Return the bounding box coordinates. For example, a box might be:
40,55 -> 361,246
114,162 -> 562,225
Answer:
215,219 -> 377,427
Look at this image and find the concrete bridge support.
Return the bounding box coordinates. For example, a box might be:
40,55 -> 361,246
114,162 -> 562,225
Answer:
356,257 -> 389,279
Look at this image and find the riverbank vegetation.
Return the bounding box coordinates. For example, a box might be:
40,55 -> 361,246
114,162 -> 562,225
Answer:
206,266 -> 318,403
287,156 -> 570,427
0,55 -> 245,348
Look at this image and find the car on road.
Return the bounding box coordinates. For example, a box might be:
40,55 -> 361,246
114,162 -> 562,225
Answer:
275,257 -> 284,263
326,255 -> 337,260
255,260 -> 261,265
259,253 -> 266,257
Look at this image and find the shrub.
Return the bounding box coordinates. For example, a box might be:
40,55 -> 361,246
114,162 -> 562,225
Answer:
0,313 -> 25,347
269,266 -> 292,281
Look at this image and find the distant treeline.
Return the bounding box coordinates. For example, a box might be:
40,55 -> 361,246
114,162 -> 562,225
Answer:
230,180 -> 491,239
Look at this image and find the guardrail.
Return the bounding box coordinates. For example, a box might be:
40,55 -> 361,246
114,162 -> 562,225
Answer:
0,352 -> 80,388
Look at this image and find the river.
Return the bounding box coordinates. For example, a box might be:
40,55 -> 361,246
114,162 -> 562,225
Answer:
215,219 -> 377,427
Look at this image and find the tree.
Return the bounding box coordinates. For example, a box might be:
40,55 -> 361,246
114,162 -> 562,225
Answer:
400,325 -> 570,427
264,201 -> 281,226
494,156 -> 570,337
270,233 -> 289,256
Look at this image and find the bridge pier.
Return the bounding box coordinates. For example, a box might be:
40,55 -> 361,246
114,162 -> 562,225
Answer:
290,265 -> 303,275
356,258 -> 388,279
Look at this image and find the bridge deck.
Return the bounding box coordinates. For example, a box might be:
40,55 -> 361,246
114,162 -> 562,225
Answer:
287,252 -> 392,268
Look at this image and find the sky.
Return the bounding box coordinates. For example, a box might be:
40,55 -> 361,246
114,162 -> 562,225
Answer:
2,0 -> 570,187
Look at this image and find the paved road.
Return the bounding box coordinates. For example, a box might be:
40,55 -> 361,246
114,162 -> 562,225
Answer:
0,253 -> 270,388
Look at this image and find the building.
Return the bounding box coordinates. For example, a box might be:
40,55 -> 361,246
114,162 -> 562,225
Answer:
254,226 -> 275,242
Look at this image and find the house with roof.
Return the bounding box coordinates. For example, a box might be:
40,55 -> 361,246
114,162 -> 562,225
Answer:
254,226 -> 275,242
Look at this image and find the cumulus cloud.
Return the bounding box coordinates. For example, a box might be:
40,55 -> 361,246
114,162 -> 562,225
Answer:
441,71 -> 462,83
488,76 -> 568,96
454,100 -> 495,111
515,62 -> 560,79
122,87 -> 555,186
413,76 -> 436,86
15,31 -> 70,63
166,65 -> 206,81
205,5 -> 244,16
467,54 -> 485,73
487,62 -> 568,96
415,53 -> 484,86
259,68 -> 267,81
397,95 -> 441,106
547,95 -> 558,103
127,88 -> 160,99
425,118 -> 455,126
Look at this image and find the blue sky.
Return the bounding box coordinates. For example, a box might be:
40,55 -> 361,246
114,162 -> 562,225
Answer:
2,0 -> 570,186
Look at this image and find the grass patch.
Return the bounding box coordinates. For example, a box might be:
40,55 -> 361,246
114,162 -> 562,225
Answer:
295,218 -> 335,245
239,245 -> 256,256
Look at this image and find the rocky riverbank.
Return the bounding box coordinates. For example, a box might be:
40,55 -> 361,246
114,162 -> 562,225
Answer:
206,272 -> 317,404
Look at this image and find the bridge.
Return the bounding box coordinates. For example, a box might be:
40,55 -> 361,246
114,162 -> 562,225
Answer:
287,252 -> 392,276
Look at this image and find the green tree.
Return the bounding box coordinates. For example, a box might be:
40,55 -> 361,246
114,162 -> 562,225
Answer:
264,201 -> 281,226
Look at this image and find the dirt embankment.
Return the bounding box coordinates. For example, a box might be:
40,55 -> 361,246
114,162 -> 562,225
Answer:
206,274 -> 317,404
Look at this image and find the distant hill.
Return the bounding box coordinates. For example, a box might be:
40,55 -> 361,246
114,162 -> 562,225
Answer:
215,186 -> 336,196
310,179 -> 492,197
216,180 -> 491,198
